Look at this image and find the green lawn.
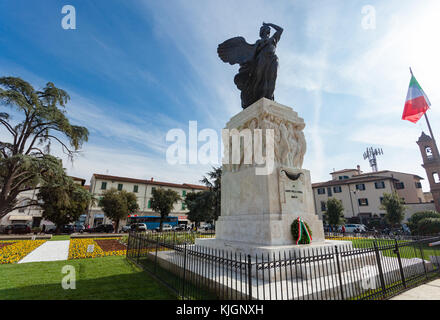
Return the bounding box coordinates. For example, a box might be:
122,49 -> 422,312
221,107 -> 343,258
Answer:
336,237 -> 440,262
0,256 -> 176,300
48,235 -> 71,241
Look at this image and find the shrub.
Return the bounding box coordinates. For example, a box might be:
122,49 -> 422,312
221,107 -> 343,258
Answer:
416,218 -> 440,236
291,219 -> 312,244
407,211 -> 440,234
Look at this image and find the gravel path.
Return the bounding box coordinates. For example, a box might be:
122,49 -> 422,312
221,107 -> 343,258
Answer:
18,240 -> 70,263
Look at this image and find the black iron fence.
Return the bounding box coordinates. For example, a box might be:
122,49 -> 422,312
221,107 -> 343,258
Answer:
126,232 -> 440,300
324,231 -> 435,241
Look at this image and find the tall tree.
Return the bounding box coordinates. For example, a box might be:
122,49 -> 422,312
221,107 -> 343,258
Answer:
381,192 -> 406,227
38,175 -> 92,233
150,188 -> 181,232
325,198 -> 345,227
200,166 -> 221,222
184,191 -> 215,228
0,77 -> 88,218
98,189 -> 139,233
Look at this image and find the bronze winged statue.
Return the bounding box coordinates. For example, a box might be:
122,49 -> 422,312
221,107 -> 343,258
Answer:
217,22 -> 283,109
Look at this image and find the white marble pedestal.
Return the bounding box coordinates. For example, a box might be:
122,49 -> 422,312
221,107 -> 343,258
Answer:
196,98 -> 349,255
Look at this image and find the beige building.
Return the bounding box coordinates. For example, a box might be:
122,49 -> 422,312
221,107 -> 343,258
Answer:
312,167 -> 434,223
0,176 -> 86,229
87,174 -> 208,228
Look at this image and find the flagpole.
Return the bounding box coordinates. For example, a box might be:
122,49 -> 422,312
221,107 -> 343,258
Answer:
424,112 -> 436,143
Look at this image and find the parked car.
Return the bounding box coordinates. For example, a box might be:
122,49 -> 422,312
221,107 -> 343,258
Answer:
203,223 -> 215,231
73,224 -> 85,233
154,224 -> 173,232
130,223 -> 148,232
43,225 -> 57,233
338,224 -> 367,233
121,225 -> 132,233
173,224 -> 189,231
61,225 -> 75,234
85,224 -> 114,233
4,224 -> 31,235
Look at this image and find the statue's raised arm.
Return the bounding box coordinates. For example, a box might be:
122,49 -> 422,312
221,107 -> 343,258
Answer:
217,23 -> 283,109
263,22 -> 283,44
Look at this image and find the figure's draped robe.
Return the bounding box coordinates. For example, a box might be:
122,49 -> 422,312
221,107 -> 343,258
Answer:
234,36 -> 279,109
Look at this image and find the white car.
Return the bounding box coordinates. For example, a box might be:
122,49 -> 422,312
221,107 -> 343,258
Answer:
131,223 -> 148,232
155,224 -> 173,232
339,224 -> 367,233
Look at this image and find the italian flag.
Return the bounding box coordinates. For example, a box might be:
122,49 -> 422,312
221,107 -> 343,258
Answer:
402,73 -> 431,123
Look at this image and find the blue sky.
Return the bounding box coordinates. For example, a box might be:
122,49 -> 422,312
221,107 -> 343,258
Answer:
1,0 -> 440,189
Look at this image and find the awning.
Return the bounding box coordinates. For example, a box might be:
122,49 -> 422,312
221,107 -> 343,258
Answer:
9,215 -> 33,221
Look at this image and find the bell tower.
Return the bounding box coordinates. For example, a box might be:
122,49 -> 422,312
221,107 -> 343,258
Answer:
417,131 -> 440,212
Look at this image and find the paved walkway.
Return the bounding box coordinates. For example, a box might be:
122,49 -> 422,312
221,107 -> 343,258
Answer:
18,240 -> 70,263
391,279 -> 440,300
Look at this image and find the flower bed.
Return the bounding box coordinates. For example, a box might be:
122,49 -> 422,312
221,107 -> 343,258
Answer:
0,240 -> 46,264
68,237 -> 127,260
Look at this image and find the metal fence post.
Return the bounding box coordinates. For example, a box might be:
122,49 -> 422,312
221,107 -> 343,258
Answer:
136,234 -> 140,264
419,241 -> 428,279
126,232 -> 131,259
247,254 -> 252,300
373,241 -> 387,298
394,239 -> 406,288
334,246 -> 345,300
182,242 -> 187,299
154,236 -> 159,273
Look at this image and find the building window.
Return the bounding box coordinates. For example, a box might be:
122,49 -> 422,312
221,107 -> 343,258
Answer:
379,197 -> 384,204
182,190 -> 186,197
358,198 -> 369,206
147,200 -> 151,209
117,183 -> 123,191
151,187 -> 156,194
395,182 -> 405,190
333,186 -> 342,193
320,201 -> 326,212
327,187 -> 332,197
356,184 -> 365,191
317,188 -> 326,195
433,173 -> 440,184
101,182 -> 107,190
133,185 -> 139,193
374,181 -> 385,189
415,182 -> 422,189
426,146 -> 433,160
181,202 -> 186,210
338,176 -> 349,180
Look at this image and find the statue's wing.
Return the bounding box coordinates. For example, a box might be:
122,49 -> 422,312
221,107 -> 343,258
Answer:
217,37 -> 255,65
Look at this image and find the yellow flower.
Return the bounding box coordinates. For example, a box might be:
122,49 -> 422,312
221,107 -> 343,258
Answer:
0,240 -> 46,264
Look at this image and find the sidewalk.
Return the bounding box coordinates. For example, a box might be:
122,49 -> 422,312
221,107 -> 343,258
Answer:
18,240 -> 70,263
391,279 -> 440,300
